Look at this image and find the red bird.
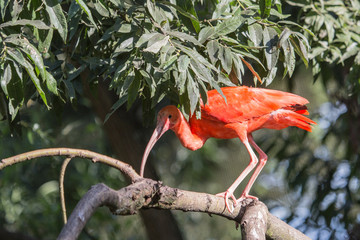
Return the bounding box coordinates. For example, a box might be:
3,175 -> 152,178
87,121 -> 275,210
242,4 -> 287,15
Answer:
140,86 -> 316,212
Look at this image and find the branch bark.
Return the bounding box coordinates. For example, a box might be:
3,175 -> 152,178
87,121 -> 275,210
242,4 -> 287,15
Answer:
1,148 -> 311,240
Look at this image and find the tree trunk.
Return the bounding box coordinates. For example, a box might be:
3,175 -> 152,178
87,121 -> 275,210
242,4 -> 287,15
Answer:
81,76 -> 183,240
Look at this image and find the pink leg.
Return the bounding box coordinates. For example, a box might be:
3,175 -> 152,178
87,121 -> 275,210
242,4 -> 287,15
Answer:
237,134 -> 268,203
217,135 -> 259,212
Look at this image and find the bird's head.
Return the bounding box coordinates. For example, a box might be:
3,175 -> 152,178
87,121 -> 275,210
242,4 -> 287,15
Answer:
140,105 -> 181,177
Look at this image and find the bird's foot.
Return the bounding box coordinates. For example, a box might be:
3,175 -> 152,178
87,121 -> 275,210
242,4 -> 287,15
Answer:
236,193 -> 258,205
216,190 -> 237,213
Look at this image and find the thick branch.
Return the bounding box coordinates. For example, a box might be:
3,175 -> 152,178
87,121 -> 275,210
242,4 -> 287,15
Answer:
0,148 -> 140,182
58,180 -> 311,240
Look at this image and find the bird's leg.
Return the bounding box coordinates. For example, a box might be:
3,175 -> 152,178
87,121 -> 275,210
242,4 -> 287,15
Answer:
237,134 -> 268,203
217,136 -> 259,213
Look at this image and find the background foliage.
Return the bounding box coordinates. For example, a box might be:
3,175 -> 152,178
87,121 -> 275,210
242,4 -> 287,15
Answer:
0,0 -> 359,239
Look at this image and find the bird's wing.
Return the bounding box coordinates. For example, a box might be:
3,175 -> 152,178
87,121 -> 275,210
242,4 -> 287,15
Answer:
201,86 -> 310,123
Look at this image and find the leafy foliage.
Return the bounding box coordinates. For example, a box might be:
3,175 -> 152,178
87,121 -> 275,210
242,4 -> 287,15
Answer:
0,0 -> 311,124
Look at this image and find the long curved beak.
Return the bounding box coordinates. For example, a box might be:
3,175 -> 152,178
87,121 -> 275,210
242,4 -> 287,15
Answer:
140,118 -> 170,177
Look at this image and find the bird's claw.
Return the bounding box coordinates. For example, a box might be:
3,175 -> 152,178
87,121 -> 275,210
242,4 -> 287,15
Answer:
216,192 -> 259,213
216,190 -> 237,213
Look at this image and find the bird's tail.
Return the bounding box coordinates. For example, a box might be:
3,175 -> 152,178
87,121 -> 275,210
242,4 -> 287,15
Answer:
285,110 -> 317,132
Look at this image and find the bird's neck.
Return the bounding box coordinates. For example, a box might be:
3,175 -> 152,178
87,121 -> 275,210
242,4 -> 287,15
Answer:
172,115 -> 204,151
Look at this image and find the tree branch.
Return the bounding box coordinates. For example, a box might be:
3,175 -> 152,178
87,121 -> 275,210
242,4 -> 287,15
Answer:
58,180 -> 311,240
0,148 -> 141,182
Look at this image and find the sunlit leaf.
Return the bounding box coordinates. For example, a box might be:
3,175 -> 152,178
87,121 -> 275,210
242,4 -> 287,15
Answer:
6,49 -> 49,108
215,15 -> 243,37
248,23 -> 263,47
206,40 -> 220,65
167,31 -> 201,46
277,28 -> 292,49
259,0 -> 271,19
198,27 -> 216,44
0,19 -> 50,29
75,0 -> 97,28
44,0 -> 68,43
45,70 -> 58,95
263,26 -> 279,70
186,72 -> 199,115
144,35 -> 169,53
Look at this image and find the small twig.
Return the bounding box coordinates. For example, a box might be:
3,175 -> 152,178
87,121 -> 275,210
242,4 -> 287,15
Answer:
0,148 -> 141,182
60,157 -> 73,224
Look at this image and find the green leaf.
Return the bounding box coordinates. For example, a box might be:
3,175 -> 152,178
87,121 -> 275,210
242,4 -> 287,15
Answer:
67,0 -> 82,41
16,38 -> 46,81
173,0 -> 200,33
215,15 -> 243,37
0,19 -> 51,29
6,63 -> 24,120
219,46 -> 232,74
136,33 -> 162,48
158,1 -> 199,23
140,69 -> 155,97
166,31 -> 202,46
1,64 -> 12,95
38,28 -> 54,53
175,42 -> 218,72
160,55 -> 177,71
278,20 -> 315,37
0,0 -> 11,21
94,0 -> 110,17
44,0 -> 68,43
6,49 -> 49,108
178,55 -> 190,73
232,53 -> 244,83
75,0 -> 97,28
291,36 -> 308,67
339,43 -> 359,63
198,27 -> 216,44
211,0 -> 233,19
63,79 -> 76,102
215,72 -> 236,86
45,70 -> 58,95
263,26 -> 279,70
259,0 -> 272,19
206,40 -> 220,65
190,59 -> 212,84
263,66 -> 277,86
104,94 -> 128,123
144,35 -> 169,53
97,19 -> 121,44
248,23 -> 263,47
127,73 -> 141,110
5,37 -> 47,82
116,37 -> 134,53
175,70 -> 187,94
282,39 -> 295,77
198,80 -> 208,105
269,8 -> 290,19
186,72 -> 199,115
277,28 -> 292,49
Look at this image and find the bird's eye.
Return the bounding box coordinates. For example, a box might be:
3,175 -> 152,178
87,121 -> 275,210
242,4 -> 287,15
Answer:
168,115 -> 172,119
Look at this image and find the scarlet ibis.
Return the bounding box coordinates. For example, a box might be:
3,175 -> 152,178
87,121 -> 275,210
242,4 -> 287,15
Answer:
140,86 -> 316,212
